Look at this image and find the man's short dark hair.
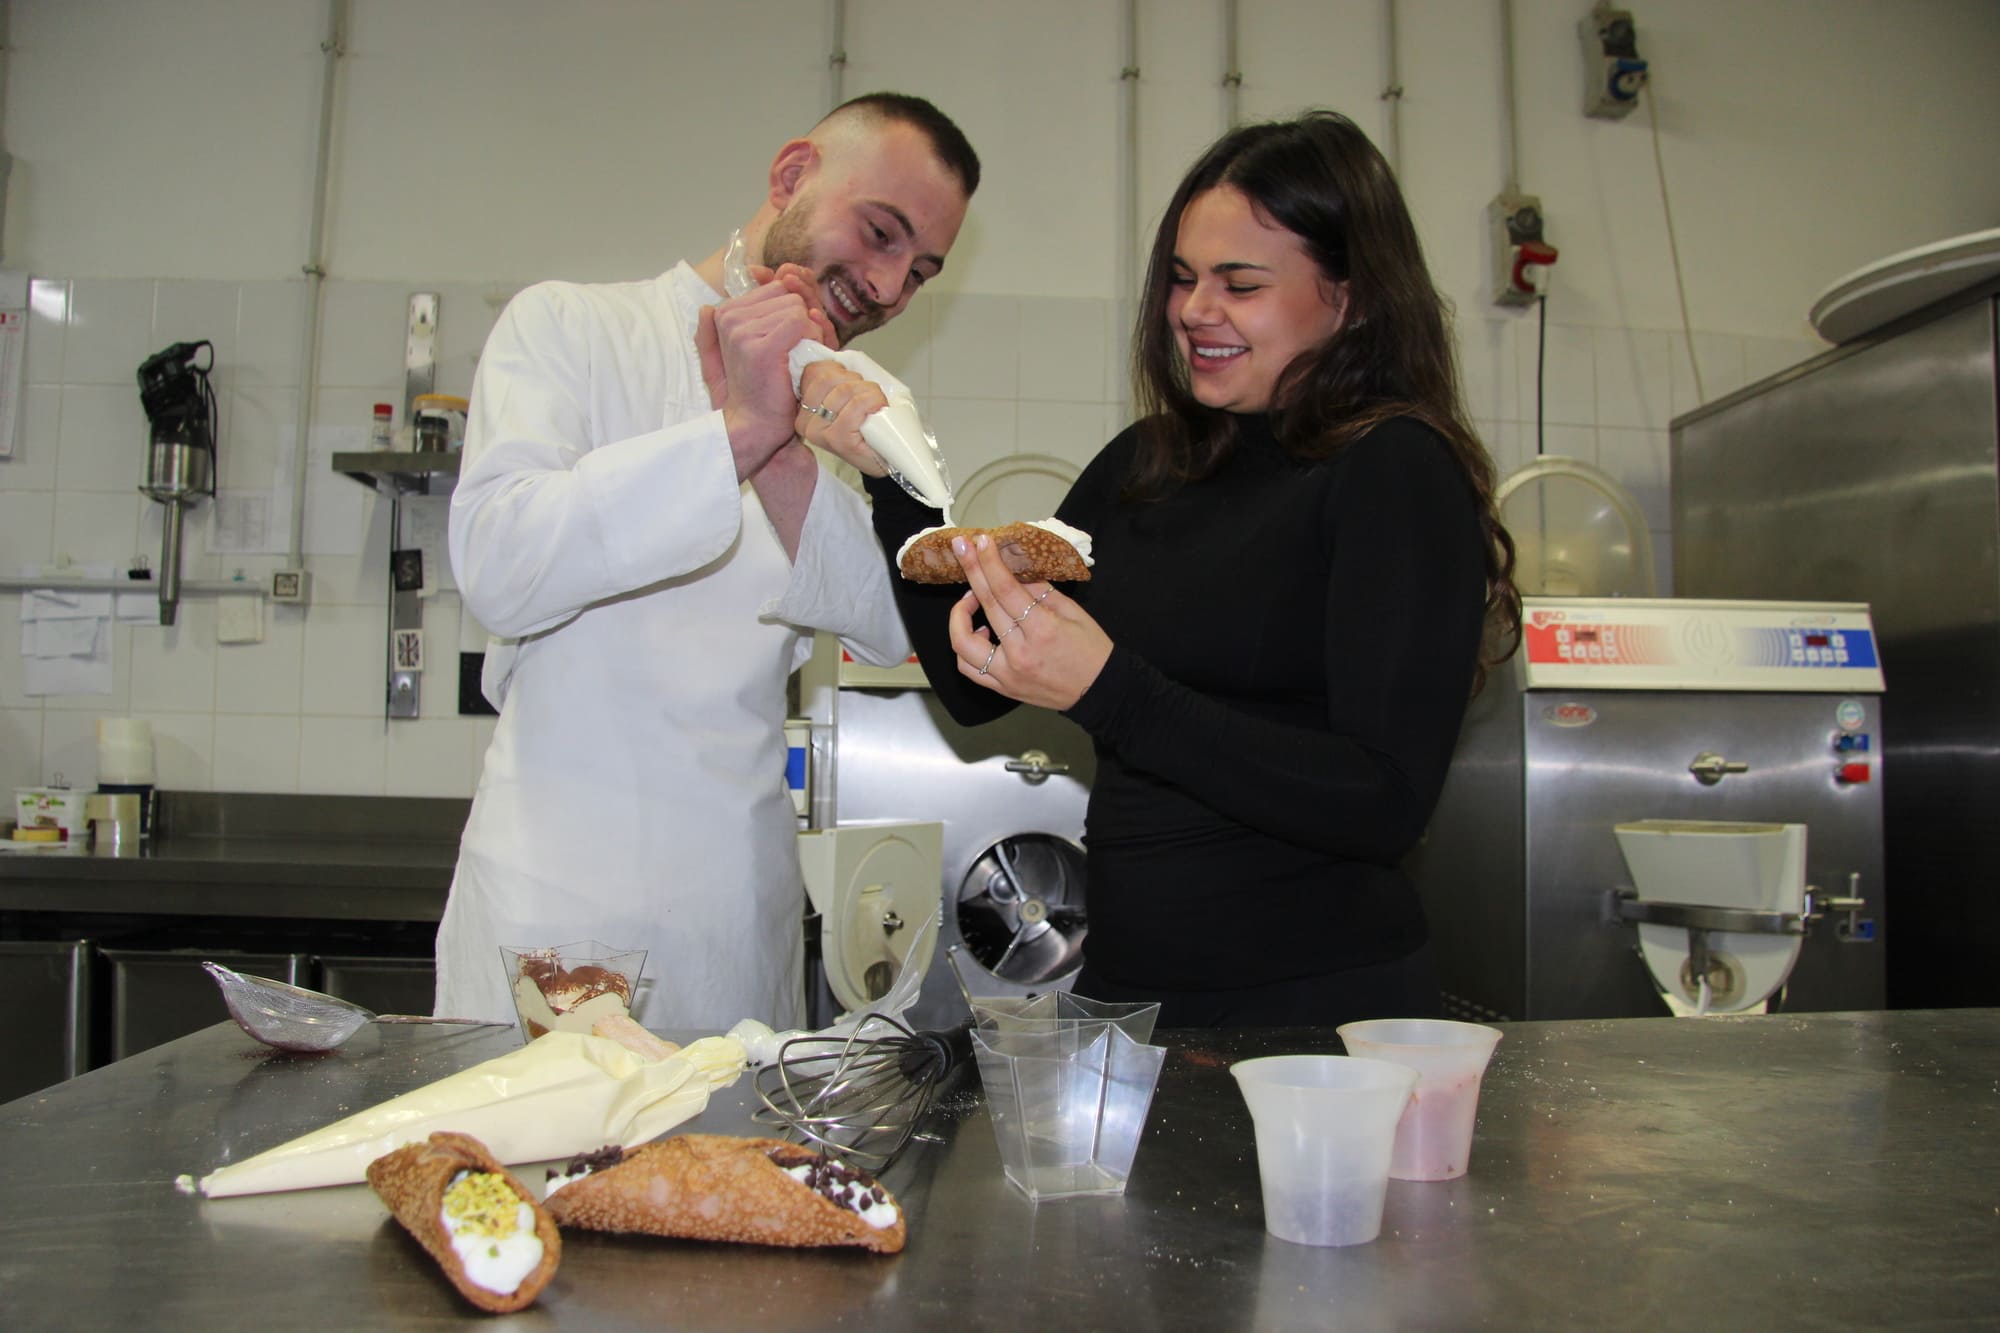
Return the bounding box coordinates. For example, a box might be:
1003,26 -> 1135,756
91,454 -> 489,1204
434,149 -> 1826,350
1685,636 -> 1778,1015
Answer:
825,92 -> 981,197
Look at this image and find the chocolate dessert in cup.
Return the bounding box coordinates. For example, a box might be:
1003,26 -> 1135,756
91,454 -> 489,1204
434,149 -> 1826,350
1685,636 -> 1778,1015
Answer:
499,942 -> 647,1041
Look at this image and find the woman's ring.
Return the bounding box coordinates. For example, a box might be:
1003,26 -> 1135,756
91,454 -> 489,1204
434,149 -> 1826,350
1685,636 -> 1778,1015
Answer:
1011,602 -> 1036,625
978,643 -> 999,675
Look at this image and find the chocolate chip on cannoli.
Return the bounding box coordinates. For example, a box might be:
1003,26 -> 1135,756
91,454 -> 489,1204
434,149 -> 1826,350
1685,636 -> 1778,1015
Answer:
543,1133 -> 906,1254
367,1131 -> 562,1314
897,519 -> 1093,585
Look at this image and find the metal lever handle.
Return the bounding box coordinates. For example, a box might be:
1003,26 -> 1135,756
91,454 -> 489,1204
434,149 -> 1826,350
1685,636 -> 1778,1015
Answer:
1004,749 -> 1070,783
1688,751 -> 1750,785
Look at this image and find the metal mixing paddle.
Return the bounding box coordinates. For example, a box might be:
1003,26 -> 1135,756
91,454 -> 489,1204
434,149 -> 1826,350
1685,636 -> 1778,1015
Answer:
202,960 -> 508,1053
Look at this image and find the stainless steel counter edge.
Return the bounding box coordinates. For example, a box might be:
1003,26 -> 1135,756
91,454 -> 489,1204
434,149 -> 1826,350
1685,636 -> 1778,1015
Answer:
2,1009 -> 1995,1329
0,837 -> 455,921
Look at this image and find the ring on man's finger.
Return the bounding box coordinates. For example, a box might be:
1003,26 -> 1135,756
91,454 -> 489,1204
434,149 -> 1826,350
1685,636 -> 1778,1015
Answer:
804,403 -> 836,422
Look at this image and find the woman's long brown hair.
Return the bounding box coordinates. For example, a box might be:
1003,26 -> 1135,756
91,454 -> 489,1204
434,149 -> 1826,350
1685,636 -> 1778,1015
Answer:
1131,110 -> 1521,690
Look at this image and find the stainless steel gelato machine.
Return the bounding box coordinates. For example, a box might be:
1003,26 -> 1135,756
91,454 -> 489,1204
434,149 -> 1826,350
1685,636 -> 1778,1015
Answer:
1406,597 -> 1886,1021
793,637 -> 1093,1031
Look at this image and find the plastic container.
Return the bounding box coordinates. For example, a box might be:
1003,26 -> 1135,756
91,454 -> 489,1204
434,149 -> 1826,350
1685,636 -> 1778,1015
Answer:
369,403 -> 394,451
1335,1019 -> 1503,1181
1231,1054 -> 1418,1246
972,1022 -> 1166,1201
970,991 -> 1160,1046
498,941 -> 647,1042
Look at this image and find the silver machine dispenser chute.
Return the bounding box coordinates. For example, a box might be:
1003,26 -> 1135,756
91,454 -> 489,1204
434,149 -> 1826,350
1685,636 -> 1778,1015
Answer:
136,341 -> 219,626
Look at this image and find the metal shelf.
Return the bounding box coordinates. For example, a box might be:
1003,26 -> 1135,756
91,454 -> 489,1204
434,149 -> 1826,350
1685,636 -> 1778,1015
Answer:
331,450 -> 460,496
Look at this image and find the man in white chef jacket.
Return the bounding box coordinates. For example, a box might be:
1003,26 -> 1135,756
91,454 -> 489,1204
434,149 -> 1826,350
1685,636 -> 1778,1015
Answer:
438,93 -> 978,1031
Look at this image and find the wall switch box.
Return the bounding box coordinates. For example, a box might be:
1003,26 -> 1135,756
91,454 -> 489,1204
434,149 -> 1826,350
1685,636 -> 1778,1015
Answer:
218,595 -> 265,644
271,569 -> 310,604
1581,5 -> 1649,119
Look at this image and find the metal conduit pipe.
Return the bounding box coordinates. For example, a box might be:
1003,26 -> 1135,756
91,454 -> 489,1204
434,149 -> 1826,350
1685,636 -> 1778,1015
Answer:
1118,0 -> 1140,416
1222,0 -> 1242,127
1498,0 -> 1521,192
828,0 -> 847,110
1381,0 -> 1404,176
289,0 -> 347,566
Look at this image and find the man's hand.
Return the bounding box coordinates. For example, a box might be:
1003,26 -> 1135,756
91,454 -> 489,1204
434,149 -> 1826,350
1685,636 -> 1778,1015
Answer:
697,264 -> 838,480
793,360 -> 891,478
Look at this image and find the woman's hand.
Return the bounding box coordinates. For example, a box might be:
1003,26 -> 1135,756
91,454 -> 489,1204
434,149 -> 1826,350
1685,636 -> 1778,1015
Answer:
794,359 -> 890,478
948,532 -> 1111,710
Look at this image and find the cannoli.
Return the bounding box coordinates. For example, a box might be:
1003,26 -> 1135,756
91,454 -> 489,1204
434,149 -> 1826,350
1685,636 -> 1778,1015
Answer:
897,519 -> 1093,585
543,1134 -> 906,1254
366,1131 -> 562,1314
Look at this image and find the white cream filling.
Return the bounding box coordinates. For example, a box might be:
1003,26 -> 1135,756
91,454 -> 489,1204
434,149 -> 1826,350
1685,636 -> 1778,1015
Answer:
782,1163 -> 899,1230
895,518 -> 1094,571
541,1170 -> 585,1199
441,1196 -> 542,1295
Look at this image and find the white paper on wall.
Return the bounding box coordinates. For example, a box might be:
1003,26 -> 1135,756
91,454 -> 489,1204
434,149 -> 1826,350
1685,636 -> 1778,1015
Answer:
211,491 -> 283,555
398,495 -> 455,594
18,572 -> 115,696
0,271 -> 28,461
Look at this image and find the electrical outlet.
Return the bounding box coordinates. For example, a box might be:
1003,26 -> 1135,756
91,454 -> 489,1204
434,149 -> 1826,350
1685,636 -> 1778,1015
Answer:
1490,193 -> 1559,307
1581,5 -> 1649,119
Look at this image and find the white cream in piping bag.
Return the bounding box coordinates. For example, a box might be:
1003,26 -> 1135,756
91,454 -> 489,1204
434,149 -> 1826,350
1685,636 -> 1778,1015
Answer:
895,518 -> 1093,572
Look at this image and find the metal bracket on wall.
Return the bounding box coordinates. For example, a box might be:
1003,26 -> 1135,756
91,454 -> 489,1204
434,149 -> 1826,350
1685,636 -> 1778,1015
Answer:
387,518 -> 425,721
385,292 -> 440,722
403,291 -> 438,423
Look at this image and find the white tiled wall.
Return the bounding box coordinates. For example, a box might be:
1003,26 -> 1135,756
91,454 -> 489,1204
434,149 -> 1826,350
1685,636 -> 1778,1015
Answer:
1,275 -> 501,798
0,271 -> 1821,797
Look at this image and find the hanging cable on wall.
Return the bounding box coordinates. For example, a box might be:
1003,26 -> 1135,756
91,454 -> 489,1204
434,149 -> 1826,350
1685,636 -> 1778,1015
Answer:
1645,76 -> 1703,403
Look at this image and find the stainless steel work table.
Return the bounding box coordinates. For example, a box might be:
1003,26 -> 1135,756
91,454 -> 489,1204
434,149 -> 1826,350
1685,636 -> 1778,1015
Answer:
2,1009 -> 1995,1329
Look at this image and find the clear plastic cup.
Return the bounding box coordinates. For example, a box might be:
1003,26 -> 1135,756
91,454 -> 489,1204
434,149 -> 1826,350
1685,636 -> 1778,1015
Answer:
973,1023 -> 1167,1201
970,991 -> 1161,1046
1231,1054 -> 1418,1247
498,941 -> 647,1042
1335,1018 -> 1503,1182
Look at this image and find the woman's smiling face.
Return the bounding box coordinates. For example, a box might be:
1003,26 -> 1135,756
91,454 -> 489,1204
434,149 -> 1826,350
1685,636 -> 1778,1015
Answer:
1167,185 -> 1349,414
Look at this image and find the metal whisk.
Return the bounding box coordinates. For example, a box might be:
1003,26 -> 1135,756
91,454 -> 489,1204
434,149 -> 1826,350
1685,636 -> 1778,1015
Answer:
752,1013 -> 976,1171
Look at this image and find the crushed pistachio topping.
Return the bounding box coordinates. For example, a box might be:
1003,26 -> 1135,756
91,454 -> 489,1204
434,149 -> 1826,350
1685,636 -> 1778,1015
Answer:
441,1170 -> 524,1242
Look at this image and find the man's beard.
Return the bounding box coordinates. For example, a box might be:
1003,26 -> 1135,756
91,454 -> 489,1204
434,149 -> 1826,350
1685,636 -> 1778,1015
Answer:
761,197 -> 891,345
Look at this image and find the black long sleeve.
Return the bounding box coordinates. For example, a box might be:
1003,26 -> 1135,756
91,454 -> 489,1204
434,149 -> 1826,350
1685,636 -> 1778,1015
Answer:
870,415 -> 1489,990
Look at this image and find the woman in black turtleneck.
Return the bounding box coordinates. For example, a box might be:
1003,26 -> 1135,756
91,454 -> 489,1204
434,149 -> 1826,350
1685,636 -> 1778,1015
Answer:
863,111 -> 1521,1029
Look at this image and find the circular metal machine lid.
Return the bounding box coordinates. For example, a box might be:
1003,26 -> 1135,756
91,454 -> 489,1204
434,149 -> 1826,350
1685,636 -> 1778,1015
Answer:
1809,227 -> 2000,345
955,834 -> 1087,986
821,831 -> 942,1015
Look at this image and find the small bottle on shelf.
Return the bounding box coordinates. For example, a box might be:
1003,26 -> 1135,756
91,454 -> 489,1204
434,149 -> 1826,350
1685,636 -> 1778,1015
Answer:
370,402 -> 394,451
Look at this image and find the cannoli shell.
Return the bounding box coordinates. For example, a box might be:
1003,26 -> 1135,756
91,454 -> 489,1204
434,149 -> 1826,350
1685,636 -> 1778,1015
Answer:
367,1130 -> 563,1314
544,1134 -> 906,1255
900,522 -> 1091,585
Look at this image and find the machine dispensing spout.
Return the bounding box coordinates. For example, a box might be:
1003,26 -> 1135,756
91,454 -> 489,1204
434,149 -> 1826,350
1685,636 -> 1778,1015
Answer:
136,341 -> 219,626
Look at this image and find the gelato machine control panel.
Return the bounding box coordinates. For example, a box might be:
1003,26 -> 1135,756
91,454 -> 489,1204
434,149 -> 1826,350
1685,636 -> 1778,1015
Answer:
1519,598 -> 1883,692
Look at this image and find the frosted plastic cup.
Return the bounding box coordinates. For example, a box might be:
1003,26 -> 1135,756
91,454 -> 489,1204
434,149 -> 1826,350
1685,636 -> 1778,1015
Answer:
1336,1019 -> 1503,1182
1230,1055 -> 1419,1247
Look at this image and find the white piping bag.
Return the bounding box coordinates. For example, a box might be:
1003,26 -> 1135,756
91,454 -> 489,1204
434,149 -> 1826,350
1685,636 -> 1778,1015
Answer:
722,230 -> 954,510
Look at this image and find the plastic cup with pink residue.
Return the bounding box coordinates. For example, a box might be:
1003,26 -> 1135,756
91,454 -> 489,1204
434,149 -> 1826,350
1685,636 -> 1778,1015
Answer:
1335,1018 -> 1503,1182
